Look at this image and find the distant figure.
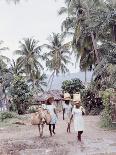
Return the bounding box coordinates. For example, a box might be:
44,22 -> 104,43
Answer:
63,93 -> 72,133
70,100 -> 85,142
46,97 -> 58,136
41,101 -> 47,109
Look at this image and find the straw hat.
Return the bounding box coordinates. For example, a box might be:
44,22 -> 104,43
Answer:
64,92 -> 71,100
73,93 -> 81,102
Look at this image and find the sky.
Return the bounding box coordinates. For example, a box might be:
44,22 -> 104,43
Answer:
0,0 -> 80,73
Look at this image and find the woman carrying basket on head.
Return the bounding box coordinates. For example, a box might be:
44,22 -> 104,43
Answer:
70,93 -> 85,142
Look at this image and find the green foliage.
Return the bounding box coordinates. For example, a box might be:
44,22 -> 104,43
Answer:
10,75 -> 32,114
62,78 -> 85,95
81,89 -> 103,115
60,0 -> 116,72
0,112 -> 17,121
42,33 -> 71,75
100,89 -> 112,128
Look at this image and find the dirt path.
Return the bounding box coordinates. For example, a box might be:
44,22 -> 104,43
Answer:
0,114 -> 116,155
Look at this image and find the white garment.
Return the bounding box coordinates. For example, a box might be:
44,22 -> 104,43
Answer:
46,104 -> 57,124
63,102 -> 72,123
73,105 -> 85,113
72,107 -> 84,132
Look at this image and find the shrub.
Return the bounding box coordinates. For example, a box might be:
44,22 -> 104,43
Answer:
0,112 -> 17,121
81,89 -> 103,115
10,75 -> 32,115
100,89 -> 112,128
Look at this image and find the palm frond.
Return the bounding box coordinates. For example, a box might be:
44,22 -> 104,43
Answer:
58,7 -> 68,15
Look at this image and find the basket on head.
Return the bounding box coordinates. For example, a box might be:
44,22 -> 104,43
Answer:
64,92 -> 71,100
73,92 -> 81,102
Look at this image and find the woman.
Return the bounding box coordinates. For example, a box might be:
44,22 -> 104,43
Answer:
70,100 -> 85,142
63,93 -> 72,132
46,97 -> 58,136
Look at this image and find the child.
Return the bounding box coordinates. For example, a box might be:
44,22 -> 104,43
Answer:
70,100 -> 85,142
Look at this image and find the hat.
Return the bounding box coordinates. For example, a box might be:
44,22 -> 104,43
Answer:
73,93 -> 81,102
64,93 -> 71,100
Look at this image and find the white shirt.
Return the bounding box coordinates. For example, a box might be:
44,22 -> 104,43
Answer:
46,104 -> 56,116
63,102 -> 72,116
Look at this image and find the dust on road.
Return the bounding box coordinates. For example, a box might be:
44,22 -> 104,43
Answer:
0,114 -> 116,155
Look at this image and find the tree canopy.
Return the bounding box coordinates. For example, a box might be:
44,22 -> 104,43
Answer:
62,78 -> 85,95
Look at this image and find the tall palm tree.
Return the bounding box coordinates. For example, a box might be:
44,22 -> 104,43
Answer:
10,59 -> 24,75
29,73 -> 47,93
59,0 -> 111,83
0,41 -> 10,105
14,38 -> 44,88
60,0 -> 109,66
5,0 -> 21,4
0,41 -> 10,70
42,33 -> 71,89
59,0 -> 115,71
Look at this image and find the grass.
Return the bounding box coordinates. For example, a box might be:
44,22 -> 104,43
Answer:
0,112 -> 29,128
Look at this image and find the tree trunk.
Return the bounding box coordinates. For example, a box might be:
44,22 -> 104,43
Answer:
85,69 -> 87,83
91,32 -> 99,63
85,4 -> 99,64
49,73 -> 55,90
112,25 -> 116,42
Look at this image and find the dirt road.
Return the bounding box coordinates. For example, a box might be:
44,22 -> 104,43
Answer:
0,114 -> 116,155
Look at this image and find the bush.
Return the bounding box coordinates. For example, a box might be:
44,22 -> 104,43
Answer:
0,112 -> 17,121
10,75 -> 32,115
81,89 -> 103,115
100,89 -> 112,128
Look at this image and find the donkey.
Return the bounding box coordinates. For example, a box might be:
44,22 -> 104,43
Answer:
31,107 -> 51,137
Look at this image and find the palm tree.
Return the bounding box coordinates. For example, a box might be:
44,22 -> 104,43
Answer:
60,0 -> 109,63
59,0 -> 116,71
42,33 -> 71,89
0,41 -> 10,106
14,38 -> 44,88
0,41 -> 10,70
30,73 -> 47,93
5,0 -> 21,4
9,59 -> 25,76
59,0 -> 111,83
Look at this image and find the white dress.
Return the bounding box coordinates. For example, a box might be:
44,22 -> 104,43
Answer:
46,104 -> 57,124
72,106 -> 84,132
63,102 -> 72,123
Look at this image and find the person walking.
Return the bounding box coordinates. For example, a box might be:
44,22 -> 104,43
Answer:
63,93 -> 72,133
70,99 -> 85,142
41,101 -> 47,109
46,97 -> 58,136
